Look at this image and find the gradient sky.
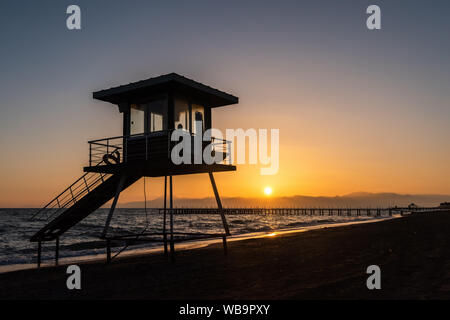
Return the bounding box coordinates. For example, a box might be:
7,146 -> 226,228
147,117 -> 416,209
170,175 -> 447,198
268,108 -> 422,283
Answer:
0,0 -> 449,207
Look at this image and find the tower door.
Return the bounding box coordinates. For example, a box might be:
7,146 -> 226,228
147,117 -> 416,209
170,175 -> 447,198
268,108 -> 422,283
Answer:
127,99 -> 168,161
130,104 -> 145,135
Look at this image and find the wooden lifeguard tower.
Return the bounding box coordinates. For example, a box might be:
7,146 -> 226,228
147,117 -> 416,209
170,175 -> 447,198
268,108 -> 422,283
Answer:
30,73 -> 238,265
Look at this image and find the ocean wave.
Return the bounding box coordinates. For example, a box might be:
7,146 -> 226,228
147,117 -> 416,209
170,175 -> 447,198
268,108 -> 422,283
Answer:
63,240 -> 122,251
241,226 -> 274,233
0,208 -> 381,268
285,221 -> 310,228
230,219 -> 246,224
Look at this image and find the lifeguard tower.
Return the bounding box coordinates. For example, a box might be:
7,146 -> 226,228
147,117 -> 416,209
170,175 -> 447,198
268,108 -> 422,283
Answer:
30,73 -> 238,265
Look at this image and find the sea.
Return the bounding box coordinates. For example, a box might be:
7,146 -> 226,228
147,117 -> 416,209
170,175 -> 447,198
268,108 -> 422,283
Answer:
0,208 -> 391,272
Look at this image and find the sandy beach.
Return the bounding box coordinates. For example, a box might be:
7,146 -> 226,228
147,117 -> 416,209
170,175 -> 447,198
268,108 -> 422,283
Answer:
1,211 -> 449,300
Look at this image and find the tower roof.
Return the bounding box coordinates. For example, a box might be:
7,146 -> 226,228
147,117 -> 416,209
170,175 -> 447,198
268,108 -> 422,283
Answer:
93,73 -> 238,108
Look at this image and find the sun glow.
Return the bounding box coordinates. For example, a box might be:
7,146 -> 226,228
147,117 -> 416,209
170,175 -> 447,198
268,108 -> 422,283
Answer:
264,186 -> 273,196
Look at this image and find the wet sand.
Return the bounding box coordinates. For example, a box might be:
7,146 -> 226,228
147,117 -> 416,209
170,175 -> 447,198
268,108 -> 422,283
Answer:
1,211 -> 449,299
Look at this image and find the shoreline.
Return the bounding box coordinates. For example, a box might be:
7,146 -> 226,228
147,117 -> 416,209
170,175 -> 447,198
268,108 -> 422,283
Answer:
1,211 -> 448,299
0,215 -> 395,274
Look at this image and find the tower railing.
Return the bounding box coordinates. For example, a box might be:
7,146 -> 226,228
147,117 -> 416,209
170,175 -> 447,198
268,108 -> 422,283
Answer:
87,131 -> 233,167
88,135 -> 124,167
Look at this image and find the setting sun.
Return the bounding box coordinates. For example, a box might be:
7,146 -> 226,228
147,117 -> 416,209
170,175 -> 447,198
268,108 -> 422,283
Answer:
264,186 -> 273,196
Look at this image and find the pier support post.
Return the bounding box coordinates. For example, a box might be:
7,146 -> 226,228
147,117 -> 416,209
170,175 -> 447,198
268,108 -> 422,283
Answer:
169,175 -> 175,263
37,241 -> 42,268
55,237 -> 59,266
163,175 -> 168,257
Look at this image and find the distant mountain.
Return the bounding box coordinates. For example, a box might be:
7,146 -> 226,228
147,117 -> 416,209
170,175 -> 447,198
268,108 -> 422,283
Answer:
117,192 -> 450,208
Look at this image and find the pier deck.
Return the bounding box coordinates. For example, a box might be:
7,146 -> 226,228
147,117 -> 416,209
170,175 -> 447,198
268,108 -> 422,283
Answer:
157,207 -> 443,216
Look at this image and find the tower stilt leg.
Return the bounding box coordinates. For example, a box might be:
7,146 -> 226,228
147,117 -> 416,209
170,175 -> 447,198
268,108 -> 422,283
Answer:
55,236 -> 59,266
101,175 -> 126,239
163,175 -> 168,257
37,241 -> 42,268
169,175 -> 175,263
222,236 -> 228,256
106,239 -> 111,264
209,172 -> 230,236
209,172 -> 230,256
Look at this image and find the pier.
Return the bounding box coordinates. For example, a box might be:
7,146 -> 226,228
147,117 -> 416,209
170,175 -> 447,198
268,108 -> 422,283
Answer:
157,207 -> 443,217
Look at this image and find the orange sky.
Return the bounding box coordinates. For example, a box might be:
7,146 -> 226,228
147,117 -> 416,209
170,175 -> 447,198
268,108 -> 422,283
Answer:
1,2 -> 450,207
2,72 -> 450,208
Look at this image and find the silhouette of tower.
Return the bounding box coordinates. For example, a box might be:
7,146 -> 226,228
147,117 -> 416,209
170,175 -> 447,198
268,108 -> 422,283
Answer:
30,73 -> 238,265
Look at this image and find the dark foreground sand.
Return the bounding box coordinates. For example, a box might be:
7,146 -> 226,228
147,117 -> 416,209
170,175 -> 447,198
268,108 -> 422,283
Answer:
1,211 -> 450,299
